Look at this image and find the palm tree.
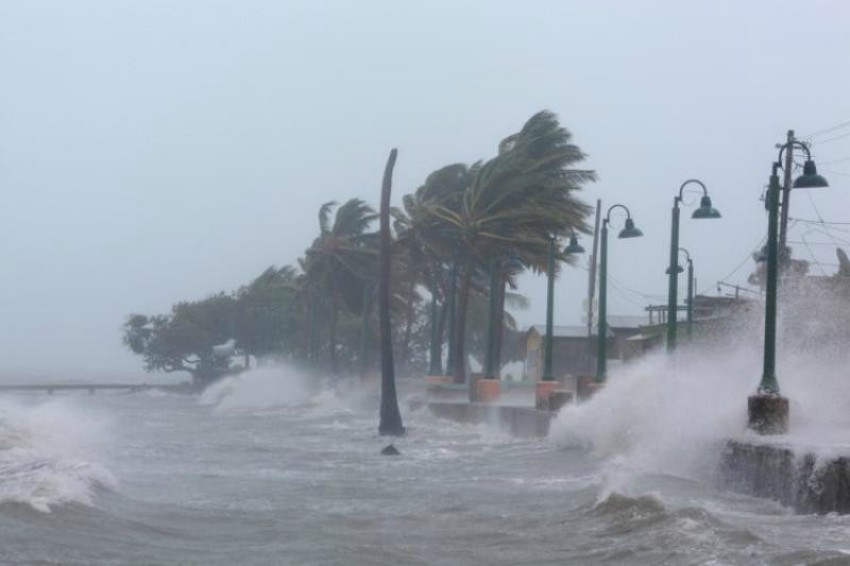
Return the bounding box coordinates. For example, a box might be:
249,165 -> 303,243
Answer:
427,111 -> 595,382
302,198 -> 379,374
378,149 -> 405,437
393,164 -> 474,377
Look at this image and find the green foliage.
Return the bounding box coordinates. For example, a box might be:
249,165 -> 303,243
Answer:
122,267 -> 303,385
122,110 -> 594,384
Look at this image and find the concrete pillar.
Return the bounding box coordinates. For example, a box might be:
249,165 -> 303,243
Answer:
475,378 -> 501,403
748,394 -> 789,435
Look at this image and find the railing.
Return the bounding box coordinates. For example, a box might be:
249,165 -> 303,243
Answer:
0,383 -> 192,394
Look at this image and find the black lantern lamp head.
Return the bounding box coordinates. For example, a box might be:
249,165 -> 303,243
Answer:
618,218 -> 643,239
691,195 -> 721,219
563,234 -> 585,255
793,159 -> 829,189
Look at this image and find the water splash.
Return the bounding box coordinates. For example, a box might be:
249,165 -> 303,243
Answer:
0,398 -> 115,512
198,365 -> 346,413
549,287 -> 850,483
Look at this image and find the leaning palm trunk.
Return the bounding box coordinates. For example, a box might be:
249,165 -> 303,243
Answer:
378,149 -> 405,437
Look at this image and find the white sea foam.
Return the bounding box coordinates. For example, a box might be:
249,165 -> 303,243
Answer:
199,366 -> 317,412
549,292 -> 850,485
0,398 -> 115,512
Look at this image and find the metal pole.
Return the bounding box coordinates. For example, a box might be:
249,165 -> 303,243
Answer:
542,239 -> 556,381
778,129 -> 795,257
759,164 -> 781,394
595,222 -> 609,382
685,261 -> 694,340
666,198 -> 681,353
586,199 -> 602,372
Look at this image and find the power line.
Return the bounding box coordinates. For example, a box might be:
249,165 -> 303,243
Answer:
788,240 -> 850,246
801,120 -> 850,140
812,131 -> 850,146
718,235 -> 766,284
822,168 -> 850,178
790,217 -> 850,226
818,156 -> 850,166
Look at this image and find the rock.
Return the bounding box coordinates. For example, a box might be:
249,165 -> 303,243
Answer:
381,444 -> 401,456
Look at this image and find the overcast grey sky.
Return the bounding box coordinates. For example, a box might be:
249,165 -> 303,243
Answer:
1,0 -> 849,377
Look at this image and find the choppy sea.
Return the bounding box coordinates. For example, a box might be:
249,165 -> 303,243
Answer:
2,360 -> 850,565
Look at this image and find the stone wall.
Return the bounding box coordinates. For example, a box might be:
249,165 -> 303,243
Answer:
718,440 -> 850,514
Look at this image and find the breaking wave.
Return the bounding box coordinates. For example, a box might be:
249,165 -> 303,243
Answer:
198,366 -> 343,413
0,398 -> 115,512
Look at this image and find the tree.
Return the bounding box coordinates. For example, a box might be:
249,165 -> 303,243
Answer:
233,265 -> 301,365
393,163 -> 473,375
123,293 -> 239,387
301,199 -> 379,373
426,111 -> 595,381
378,149 -> 405,436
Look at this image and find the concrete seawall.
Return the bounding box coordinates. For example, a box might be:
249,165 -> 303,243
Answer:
719,439 -> 850,514
426,402 -> 553,438
424,396 -> 850,515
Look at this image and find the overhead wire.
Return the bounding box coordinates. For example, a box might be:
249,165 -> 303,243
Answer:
800,120 -> 850,140
811,131 -> 850,146
818,156 -> 850,166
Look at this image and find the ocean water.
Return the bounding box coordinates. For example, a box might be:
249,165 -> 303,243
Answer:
1,364 -> 850,566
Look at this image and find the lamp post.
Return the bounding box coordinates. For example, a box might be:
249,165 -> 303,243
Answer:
749,141 -> 828,434
541,235 -> 585,381
596,205 -> 644,382
426,284 -> 443,376
666,248 -> 695,340
666,180 -> 720,353
684,249 -> 694,342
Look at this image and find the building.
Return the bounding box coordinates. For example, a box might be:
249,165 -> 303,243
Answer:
524,315 -> 652,382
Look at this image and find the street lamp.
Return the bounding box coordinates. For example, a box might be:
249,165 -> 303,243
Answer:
749,140 -> 828,434
667,180 -> 720,353
541,235 -> 585,381
667,248 -> 695,340
596,205 -> 644,382
683,249 -> 694,341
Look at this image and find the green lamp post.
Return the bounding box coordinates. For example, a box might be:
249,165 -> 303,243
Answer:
666,180 -> 720,353
683,249 -> 694,341
541,235 -> 585,381
749,141 -> 828,434
426,282 -> 443,376
665,247 -> 695,341
596,205 -> 644,382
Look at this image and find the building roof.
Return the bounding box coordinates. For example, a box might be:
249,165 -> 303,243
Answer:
605,315 -> 646,329
527,324 -> 614,338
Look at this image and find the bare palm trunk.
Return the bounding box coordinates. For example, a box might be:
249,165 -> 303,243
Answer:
378,149 -> 405,437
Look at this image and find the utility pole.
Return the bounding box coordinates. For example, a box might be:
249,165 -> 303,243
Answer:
778,129 -> 795,258
586,199 -> 601,373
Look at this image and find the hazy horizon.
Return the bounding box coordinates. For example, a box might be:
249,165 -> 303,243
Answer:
2,0 -> 849,376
